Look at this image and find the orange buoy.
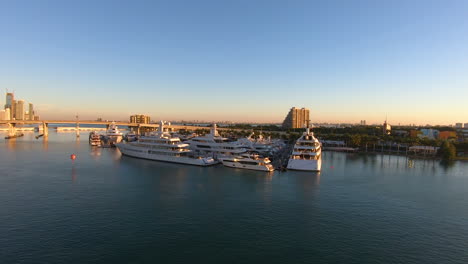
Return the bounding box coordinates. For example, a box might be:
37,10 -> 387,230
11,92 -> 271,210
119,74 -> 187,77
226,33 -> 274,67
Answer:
70,154 -> 76,160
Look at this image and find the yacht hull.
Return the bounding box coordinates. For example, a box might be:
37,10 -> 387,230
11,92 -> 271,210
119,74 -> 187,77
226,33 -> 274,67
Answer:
107,135 -> 123,144
287,158 -> 322,171
116,144 -> 218,166
221,160 -> 274,172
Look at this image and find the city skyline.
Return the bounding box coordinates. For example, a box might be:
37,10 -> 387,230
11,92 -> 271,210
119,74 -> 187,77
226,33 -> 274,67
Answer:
1,1 -> 468,125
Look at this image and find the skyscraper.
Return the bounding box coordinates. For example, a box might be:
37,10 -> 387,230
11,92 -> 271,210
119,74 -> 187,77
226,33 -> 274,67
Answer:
29,103 -> 34,121
5,92 -> 13,109
282,107 -> 310,129
16,100 -> 24,120
11,100 -> 16,120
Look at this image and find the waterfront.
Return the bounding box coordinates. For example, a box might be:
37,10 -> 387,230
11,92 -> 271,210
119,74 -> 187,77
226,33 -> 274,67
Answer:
1,132 -> 468,263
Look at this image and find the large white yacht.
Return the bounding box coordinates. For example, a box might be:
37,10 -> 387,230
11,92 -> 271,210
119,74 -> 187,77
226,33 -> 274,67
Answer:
239,132 -> 285,155
220,153 -> 274,172
105,122 -> 123,144
116,121 -> 218,166
287,123 -> 322,171
185,124 -> 248,159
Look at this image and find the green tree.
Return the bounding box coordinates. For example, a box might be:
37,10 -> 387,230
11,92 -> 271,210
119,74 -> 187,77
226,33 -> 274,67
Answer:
439,140 -> 456,161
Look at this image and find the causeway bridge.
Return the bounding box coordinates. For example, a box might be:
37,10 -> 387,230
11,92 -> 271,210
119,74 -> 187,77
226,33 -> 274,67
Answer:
0,120 -> 233,137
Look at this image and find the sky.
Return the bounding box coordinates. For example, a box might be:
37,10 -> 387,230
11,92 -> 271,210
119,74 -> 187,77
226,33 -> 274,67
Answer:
0,0 -> 467,125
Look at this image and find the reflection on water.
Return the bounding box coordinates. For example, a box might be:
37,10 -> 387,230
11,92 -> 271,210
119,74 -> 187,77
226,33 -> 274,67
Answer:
42,137 -> 49,151
1,133 -> 468,264
71,164 -> 77,182
6,138 -> 17,150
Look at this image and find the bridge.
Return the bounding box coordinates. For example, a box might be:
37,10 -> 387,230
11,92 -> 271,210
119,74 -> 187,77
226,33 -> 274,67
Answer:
0,120 -> 237,137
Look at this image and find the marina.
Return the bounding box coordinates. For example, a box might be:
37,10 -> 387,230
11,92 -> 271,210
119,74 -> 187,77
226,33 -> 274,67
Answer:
1,131 -> 467,264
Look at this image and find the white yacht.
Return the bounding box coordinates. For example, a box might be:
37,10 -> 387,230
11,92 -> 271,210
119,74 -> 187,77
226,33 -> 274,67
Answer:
105,122 -> 123,145
239,132 -> 284,155
89,131 -> 101,146
125,132 -> 138,142
185,124 -> 248,159
287,124 -> 322,171
116,121 -> 218,166
220,153 -> 274,172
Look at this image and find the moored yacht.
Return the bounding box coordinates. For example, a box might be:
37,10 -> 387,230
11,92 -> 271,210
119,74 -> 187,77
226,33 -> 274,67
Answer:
220,153 -> 274,172
287,122 -> 322,171
105,122 -> 123,145
185,124 -> 248,159
116,121 -> 218,166
89,131 -> 101,146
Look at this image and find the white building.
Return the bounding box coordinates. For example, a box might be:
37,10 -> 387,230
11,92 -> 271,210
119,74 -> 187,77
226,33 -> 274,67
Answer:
4,108 -> 11,121
0,109 -> 5,120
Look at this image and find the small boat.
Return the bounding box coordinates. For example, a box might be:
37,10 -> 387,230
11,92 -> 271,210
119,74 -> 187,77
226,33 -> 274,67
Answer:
125,132 -> 138,142
220,153 -> 274,172
5,133 -> 24,139
89,131 -> 102,146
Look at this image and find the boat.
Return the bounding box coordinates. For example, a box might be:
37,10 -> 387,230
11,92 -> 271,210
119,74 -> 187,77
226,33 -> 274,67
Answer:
185,124 -> 248,159
287,122 -> 322,171
5,133 -> 24,139
105,122 -> 123,145
220,153 -> 274,172
125,132 -> 138,142
116,121 -> 218,166
239,132 -> 285,155
89,131 -> 102,146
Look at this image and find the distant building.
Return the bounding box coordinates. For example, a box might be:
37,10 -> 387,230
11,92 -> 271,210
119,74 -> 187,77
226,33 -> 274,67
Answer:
4,108 -> 11,121
464,123 -> 468,128
28,103 -> 34,121
419,129 -> 439,139
409,130 -> 421,138
34,115 -> 40,121
360,120 -> 366,126
455,123 -> 463,128
439,131 -> 457,140
130,114 -> 151,124
11,100 -> 16,120
0,110 -> 6,120
393,130 -> 408,137
382,120 -> 391,135
15,100 -> 24,120
282,107 -> 310,129
4,92 -> 13,109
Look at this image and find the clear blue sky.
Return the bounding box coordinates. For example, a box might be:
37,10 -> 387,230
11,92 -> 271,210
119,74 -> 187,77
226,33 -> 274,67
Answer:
1,0 -> 467,124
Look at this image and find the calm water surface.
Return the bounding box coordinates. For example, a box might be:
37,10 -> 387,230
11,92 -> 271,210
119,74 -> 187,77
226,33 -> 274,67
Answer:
1,132 -> 467,263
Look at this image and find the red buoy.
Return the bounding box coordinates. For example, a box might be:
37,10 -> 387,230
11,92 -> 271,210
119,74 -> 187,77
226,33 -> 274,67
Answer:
70,154 -> 76,160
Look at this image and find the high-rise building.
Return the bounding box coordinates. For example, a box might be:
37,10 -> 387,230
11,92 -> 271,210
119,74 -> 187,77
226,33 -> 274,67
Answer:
28,103 -> 34,121
282,107 -> 310,129
455,123 -> 463,128
11,100 -> 16,120
130,114 -> 151,124
5,92 -> 13,109
360,120 -> 366,125
15,100 -> 25,120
